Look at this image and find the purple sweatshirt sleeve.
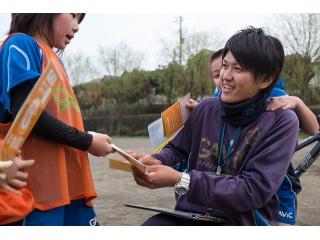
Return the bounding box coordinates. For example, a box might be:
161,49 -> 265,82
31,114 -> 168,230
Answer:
183,110 -> 299,212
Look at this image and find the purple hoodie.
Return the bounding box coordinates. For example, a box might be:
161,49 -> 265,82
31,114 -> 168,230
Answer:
153,97 -> 299,225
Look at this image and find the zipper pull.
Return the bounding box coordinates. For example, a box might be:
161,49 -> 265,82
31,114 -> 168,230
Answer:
216,166 -> 222,175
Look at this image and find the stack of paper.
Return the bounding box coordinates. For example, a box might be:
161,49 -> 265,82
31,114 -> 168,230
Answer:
109,93 -> 191,172
148,93 -> 191,153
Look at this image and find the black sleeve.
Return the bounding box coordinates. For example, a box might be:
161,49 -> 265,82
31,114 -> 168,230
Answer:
10,81 -> 93,151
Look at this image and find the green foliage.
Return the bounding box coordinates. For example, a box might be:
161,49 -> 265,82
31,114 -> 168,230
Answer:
122,69 -> 151,104
185,49 -> 213,99
158,62 -> 187,104
73,81 -> 102,113
75,47 -> 217,135
282,54 -> 315,104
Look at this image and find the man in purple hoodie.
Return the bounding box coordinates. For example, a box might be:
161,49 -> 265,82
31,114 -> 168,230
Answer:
131,27 -> 300,225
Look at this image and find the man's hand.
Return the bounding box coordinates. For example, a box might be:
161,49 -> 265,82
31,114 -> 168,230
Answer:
128,152 -> 162,166
133,164 -> 182,189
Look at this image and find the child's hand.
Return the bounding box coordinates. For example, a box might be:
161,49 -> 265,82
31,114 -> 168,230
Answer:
0,161 -> 13,181
267,96 -> 300,111
0,156 -> 34,195
127,151 -> 162,166
186,99 -> 199,111
0,160 -> 13,171
88,133 -> 113,157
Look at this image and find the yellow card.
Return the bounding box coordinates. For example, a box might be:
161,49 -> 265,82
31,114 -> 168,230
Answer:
111,143 -> 147,173
108,158 -> 133,172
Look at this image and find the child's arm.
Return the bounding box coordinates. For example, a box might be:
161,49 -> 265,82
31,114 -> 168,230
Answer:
186,99 -> 199,111
11,80 -> 114,157
267,96 -> 319,135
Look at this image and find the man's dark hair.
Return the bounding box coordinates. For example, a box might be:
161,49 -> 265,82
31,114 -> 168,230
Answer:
9,13 -> 85,48
222,27 -> 284,93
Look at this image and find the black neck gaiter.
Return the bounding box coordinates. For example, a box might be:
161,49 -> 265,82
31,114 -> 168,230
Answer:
220,92 -> 268,127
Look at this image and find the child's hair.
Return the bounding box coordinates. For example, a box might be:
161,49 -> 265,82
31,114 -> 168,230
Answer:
9,13 -> 85,48
208,48 -> 224,74
222,27 -> 284,93
209,48 -> 224,65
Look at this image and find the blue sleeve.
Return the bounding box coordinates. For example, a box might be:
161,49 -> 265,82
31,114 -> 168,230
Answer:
213,88 -> 221,97
0,33 -> 43,112
269,78 -> 288,97
269,88 -> 288,97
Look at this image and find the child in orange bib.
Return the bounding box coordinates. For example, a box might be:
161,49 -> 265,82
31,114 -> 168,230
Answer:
0,14 -> 113,225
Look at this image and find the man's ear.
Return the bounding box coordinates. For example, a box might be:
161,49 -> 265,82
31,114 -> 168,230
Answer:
259,77 -> 274,90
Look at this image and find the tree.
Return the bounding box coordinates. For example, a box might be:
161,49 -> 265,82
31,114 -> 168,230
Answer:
98,42 -> 144,77
73,81 -> 103,114
64,52 -> 98,86
183,30 -> 225,61
159,62 -> 187,104
272,13 -> 320,104
159,28 -> 225,66
282,54 -> 314,102
121,69 -> 152,106
274,14 -> 320,61
185,49 -> 213,99
99,76 -> 124,134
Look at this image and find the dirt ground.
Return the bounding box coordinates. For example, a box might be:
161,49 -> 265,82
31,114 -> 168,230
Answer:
89,137 -> 320,226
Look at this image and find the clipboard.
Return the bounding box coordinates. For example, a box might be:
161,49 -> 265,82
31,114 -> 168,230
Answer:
111,144 -> 147,173
124,203 -> 228,223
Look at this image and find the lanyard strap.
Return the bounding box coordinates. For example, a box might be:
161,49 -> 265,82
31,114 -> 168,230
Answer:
216,122 -> 242,175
